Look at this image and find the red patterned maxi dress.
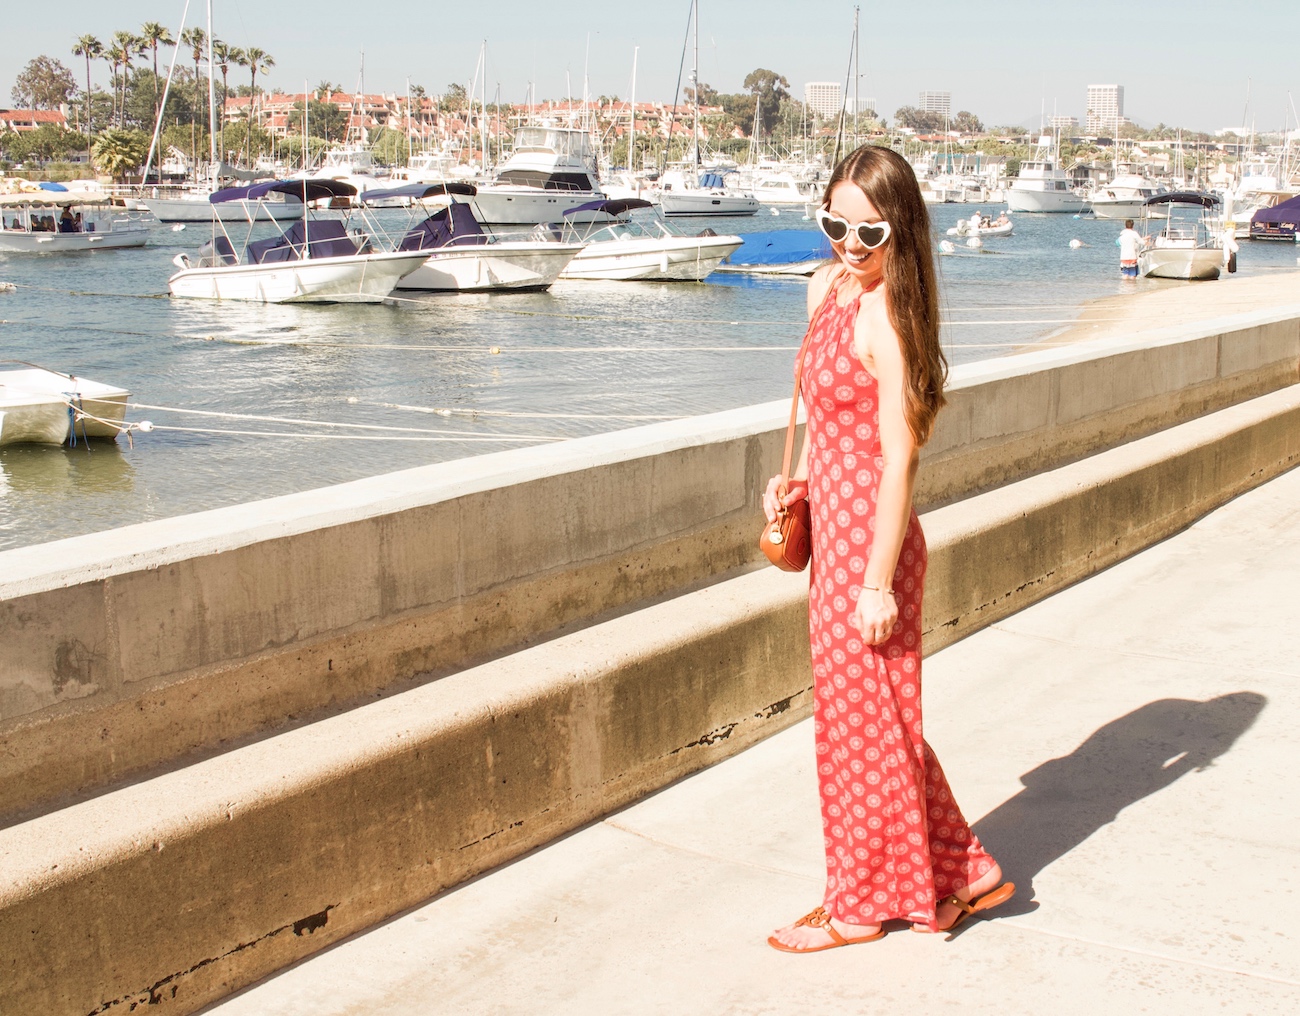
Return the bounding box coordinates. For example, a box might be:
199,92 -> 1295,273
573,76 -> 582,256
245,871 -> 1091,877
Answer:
800,278 -> 995,931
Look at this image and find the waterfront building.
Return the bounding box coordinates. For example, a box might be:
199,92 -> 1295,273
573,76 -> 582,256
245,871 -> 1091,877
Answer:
1049,115 -> 1079,130
1086,84 -> 1124,134
919,91 -> 952,117
845,97 -> 877,117
804,82 -> 843,119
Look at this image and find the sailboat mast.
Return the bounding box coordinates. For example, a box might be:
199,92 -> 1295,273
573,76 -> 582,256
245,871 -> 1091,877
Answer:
692,0 -> 699,174
853,5 -> 860,145
206,0 -> 216,171
481,41 -> 488,171
630,46 -> 638,175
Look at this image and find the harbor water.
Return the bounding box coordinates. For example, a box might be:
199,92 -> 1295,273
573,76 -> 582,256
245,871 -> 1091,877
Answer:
1,204 -> 1295,551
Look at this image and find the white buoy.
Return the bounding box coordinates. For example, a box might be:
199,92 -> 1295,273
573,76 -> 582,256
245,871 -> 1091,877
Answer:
966,236 -> 983,249
346,396 -> 358,403
939,240 -> 956,254
0,282 -> 16,293
1069,238 -> 1085,249
171,223 -> 186,231
770,208 -> 780,216
136,421 -> 154,432
436,408 -> 453,416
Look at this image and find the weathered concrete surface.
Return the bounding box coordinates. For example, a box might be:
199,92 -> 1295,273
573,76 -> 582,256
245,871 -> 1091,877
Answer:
1,311 -> 1297,821
202,463 -> 1300,1016
1,386 -> 1297,1016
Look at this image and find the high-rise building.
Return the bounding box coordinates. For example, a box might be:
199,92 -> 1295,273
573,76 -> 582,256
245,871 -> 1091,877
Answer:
1086,84 -> 1124,134
1048,115 -> 1079,130
918,91 -> 952,117
804,82 -> 843,119
845,96 -> 877,117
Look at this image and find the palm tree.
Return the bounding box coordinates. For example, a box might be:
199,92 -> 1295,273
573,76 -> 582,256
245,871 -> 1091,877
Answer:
93,127 -> 149,182
180,28 -> 206,125
106,41 -> 127,126
139,21 -> 174,126
242,47 -> 274,127
111,31 -> 140,126
71,34 -> 103,144
212,40 -> 237,157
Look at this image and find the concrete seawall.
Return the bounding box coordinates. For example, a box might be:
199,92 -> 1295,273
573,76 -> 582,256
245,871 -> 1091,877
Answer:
3,384 -> 1298,1016
2,307 -> 1296,823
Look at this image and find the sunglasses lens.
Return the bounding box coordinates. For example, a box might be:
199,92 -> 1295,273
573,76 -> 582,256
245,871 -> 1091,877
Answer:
857,224 -> 887,248
818,212 -> 848,242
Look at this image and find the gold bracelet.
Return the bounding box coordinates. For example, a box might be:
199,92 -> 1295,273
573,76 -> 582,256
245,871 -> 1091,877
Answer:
862,583 -> 894,595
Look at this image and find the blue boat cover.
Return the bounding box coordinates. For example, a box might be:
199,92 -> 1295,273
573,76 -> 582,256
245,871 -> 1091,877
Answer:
398,202 -> 488,251
1250,194 -> 1300,226
699,172 -> 726,189
210,178 -> 345,204
563,198 -> 652,216
246,219 -> 358,263
37,181 -> 69,192
723,230 -> 832,266
360,182 -> 478,203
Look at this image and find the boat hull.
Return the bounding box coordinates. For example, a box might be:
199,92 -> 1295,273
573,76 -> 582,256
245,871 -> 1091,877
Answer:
168,251 -> 429,303
659,191 -> 760,216
559,235 -> 743,281
395,243 -> 584,291
1005,187 -> 1087,213
0,227 -> 149,253
1138,247 -> 1222,280
713,259 -> 824,277
141,196 -> 304,222
1089,198 -> 1147,219
946,222 -> 1014,238
0,369 -> 130,446
469,188 -> 613,225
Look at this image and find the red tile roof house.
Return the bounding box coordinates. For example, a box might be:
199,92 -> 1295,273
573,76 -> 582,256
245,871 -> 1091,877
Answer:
0,109 -> 70,132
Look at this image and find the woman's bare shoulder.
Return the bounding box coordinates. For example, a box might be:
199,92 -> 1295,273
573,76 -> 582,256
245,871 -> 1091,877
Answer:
807,263 -> 842,317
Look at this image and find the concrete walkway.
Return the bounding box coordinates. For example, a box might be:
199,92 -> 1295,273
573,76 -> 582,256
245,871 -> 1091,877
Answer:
206,467 -> 1300,1016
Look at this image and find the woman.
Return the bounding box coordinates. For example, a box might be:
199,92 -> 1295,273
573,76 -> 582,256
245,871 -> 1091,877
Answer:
764,146 -> 1013,951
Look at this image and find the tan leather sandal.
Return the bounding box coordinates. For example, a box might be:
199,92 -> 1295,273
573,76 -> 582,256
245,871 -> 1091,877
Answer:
920,881 -> 1016,933
767,906 -> 886,953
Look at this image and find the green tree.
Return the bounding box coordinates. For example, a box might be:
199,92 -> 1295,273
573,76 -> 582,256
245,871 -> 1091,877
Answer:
893,106 -> 946,133
92,126 -> 150,180
742,68 -> 789,135
288,99 -> 349,143
952,110 -> 983,135
11,55 -> 78,109
212,40 -> 238,156
368,126 -> 408,166
442,82 -> 467,110
71,36 -> 103,141
180,27 -> 208,133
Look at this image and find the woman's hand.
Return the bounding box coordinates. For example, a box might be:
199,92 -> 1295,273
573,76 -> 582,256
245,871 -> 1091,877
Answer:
763,474 -> 808,523
852,586 -> 898,645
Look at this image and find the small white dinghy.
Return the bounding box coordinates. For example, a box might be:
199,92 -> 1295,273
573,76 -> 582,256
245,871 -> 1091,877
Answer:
0,367 -> 131,446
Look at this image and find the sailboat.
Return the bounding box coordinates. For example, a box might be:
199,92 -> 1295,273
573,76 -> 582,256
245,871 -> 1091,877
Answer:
658,1 -> 758,217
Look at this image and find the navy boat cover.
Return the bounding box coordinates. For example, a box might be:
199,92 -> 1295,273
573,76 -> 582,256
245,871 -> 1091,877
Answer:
1250,194 -> 1300,231
398,202 -> 488,251
246,219 -> 358,263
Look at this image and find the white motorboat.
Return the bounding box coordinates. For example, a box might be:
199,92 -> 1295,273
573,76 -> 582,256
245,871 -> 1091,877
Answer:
738,170 -> 820,205
659,170 -> 760,216
946,215 -> 1014,238
0,191 -> 149,252
140,186 -> 304,222
360,183 -> 583,292
1137,192 -> 1223,281
168,179 -> 429,303
1088,170 -> 1166,220
470,126 -> 614,225
553,198 -> 743,281
0,366 -> 131,446
712,230 -> 831,276
1006,135 -> 1087,213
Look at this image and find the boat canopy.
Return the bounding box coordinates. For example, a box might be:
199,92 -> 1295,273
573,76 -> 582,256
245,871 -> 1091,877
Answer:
360,182 -> 478,203
0,191 -> 114,208
1250,193 -> 1300,226
1143,191 -> 1220,207
562,198 -> 653,217
699,172 -> 727,189
209,179 -> 347,204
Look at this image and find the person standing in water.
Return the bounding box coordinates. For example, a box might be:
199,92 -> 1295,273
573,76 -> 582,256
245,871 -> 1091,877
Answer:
763,145 -> 1014,952
1117,219 -> 1143,278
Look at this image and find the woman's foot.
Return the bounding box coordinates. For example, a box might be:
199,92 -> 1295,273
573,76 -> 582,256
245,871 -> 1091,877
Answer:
768,906 -> 884,952
931,862 -> 1006,932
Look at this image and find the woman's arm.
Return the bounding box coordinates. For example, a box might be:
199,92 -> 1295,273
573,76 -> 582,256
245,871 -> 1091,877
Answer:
853,297 -> 920,644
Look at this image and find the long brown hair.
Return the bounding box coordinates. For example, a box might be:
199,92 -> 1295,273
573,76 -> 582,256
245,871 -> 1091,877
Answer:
823,144 -> 947,445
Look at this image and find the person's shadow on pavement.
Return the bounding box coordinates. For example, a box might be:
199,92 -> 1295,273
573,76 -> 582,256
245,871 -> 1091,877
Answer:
970,691 -> 1266,920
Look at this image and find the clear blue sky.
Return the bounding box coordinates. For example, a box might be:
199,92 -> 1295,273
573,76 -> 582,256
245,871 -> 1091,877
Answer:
7,0 -> 1299,133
